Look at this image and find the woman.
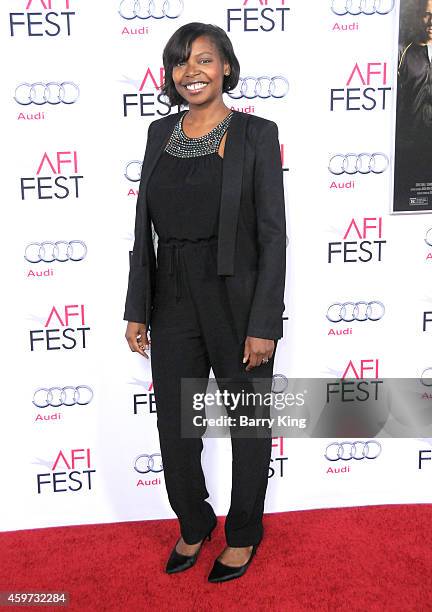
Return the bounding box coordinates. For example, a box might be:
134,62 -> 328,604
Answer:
124,22 -> 286,583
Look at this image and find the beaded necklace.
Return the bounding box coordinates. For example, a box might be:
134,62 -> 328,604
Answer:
164,110 -> 234,158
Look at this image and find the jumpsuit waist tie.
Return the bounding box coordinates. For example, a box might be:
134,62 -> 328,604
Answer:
168,243 -> 182,302
157,236 -> 219,303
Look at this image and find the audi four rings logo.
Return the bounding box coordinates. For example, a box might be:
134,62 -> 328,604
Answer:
119,0 -> 184,19
425,228 -> 432,247
421,368 -> 432,386
271,373 -> 289,394
14,82 -> 80,106
326,301 -> 385,322
329,153 -> 389,175
33,386 -> 94,408
125,161 -> 142,182
228,76 -> 289,100
25,241 -> 87,263
331,0 -> 395,15
134,453 -> 164,473
325,441 -> 382,461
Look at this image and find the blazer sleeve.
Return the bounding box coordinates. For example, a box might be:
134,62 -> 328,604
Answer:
123,120 -> 156,324
246,120 -> 286,340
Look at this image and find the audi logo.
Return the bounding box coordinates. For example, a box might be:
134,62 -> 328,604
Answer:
125,160 -> 142,182
25,241 -> 87,263
425,228 -> 432,247
228,76 -> 289,100
33,386 -> 94,408
329,153 -> 389,175
134,453 -> 163,473
271,374 -> 289,394
326,301 -> 385,323
14,82 -> 80,106
119,0 -> 184,19
331,0 -> 395,15
325,440 -> 382,461
420,368 -> 432,387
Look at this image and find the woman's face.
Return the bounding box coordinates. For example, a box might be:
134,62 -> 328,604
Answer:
171,35 -> 230,106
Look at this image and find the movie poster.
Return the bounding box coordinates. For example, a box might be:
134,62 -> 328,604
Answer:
393,0 -> 432,212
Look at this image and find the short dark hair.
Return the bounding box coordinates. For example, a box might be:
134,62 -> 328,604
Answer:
161,22 -> 240,108
418,0 -> 432,14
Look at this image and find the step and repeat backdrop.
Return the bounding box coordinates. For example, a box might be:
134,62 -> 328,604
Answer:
2,0 -> 432,532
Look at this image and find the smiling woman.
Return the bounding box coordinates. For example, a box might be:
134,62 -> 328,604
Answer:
124,21 -> 286,584
175,43 -> 227,89
160,22 -> 240,111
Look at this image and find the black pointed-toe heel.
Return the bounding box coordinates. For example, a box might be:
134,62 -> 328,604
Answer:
165,521 -> 217,575
207,543 -> 259,583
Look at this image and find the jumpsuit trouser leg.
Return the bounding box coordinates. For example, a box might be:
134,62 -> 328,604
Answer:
149,237 -> 276,547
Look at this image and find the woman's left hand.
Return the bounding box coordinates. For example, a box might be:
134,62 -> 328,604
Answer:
243,336 -> 275,371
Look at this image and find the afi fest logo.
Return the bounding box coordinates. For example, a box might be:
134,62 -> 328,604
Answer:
36,448 -> 95,493
423,311 -> 432,333
29,304 -> 90,351
417,431 -> 432,470
330,62 -> 392,111
226,0 -> 291,32
326,358 -> 383,405
268,437 -> 288,479
328,217 -> 386,263
9,0 -> 77,37
21,151 -> 83,201
133,381 -> 157,415
122,67 -> 181,118
425,228 -> 432,261
418,446 -> 431,471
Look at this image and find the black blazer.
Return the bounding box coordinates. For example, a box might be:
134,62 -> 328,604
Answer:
123,109 -> 287,341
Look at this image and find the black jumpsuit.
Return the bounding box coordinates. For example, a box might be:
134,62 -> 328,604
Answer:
146,114 -> 275,547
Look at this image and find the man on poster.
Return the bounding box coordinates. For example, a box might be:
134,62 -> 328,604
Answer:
394,0 -> 432,211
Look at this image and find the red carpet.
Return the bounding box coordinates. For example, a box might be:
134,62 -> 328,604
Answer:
1,505 -> 431,611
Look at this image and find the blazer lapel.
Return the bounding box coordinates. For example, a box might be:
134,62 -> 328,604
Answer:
138,112 -> 181,264
217,110 -> 248,276
140,112 -> 181,210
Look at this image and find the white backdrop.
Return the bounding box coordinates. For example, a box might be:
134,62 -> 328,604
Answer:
2,0 -> 432,532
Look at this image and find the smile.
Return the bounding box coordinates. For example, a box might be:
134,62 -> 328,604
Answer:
184,82 -> 208,92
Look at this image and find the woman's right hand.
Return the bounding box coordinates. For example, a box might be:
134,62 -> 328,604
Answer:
125,321 -> 150,359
